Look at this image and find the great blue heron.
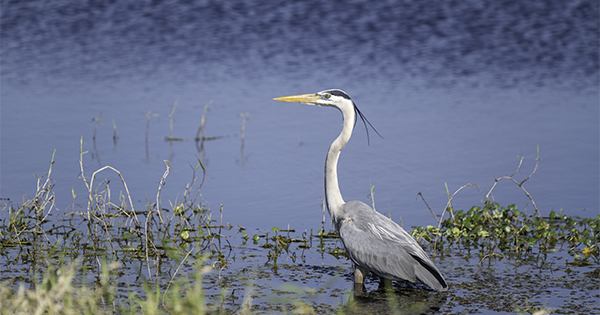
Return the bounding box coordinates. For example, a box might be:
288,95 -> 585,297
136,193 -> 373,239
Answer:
274,89 -> 448,292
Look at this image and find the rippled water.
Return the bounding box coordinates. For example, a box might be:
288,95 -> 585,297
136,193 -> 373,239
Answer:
2,0 -> 597,85
1,0 -> 598,231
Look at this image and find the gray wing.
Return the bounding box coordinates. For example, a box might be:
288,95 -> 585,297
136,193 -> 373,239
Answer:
339,200 -> 448,291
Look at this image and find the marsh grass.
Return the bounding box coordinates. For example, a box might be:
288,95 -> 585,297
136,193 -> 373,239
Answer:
0,136 -> 236,313
0,257 -> 216,315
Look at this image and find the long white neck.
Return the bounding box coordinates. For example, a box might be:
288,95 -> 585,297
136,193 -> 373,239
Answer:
325,104 -> 355,226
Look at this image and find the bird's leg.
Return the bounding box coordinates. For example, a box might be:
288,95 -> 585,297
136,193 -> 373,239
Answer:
353,265 -> 369,294
354,265 -> 369,284
378,277 -> 393,291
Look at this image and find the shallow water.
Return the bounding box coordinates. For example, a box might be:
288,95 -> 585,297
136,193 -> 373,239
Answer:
1,222 -> 597,314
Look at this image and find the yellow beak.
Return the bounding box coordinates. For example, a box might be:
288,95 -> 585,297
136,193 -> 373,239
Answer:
273,93 -> 321,105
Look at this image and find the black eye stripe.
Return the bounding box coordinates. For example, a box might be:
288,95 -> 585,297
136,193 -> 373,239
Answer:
322,89 -> 351,100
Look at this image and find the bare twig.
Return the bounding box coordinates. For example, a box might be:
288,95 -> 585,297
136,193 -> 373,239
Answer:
37,150 -> 57,225
155,160 -> 170,226
13,150 -> 59,243
79,137 -> 90,191
86,165 -> 138,225
369,185 -> 376,211
219,204 -> 224,236
439,183 -> 480,223
417,192 -> 439,224
191,158 -> 207,207
486,146 -> 542,218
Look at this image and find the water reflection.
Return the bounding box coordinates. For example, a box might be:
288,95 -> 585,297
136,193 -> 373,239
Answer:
144,111 -> 160,162
111,119 -> 119,153
91,112 -> 104,166
351,286 -> 447,315
238,112 -> 251,167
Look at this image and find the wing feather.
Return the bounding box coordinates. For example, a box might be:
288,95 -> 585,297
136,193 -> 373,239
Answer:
339,200 -> 448,291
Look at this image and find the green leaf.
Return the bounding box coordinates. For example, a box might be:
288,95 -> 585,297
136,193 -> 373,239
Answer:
180,231 -> 190,240
464,218 -> 472,230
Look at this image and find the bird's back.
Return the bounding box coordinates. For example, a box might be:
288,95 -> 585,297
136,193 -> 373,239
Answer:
338,200 -> 448,291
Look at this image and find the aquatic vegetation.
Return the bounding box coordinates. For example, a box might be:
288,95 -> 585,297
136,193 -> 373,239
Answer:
411,202 -> 599,266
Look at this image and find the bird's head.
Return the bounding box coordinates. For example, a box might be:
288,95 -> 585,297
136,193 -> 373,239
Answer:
273,89 -> 353,110
273,89 -> 383,144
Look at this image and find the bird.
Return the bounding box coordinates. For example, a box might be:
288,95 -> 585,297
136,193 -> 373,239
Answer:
273,89 -> 448,292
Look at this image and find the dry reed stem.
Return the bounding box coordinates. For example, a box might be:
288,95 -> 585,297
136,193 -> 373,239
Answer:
86,165 -> 137,225
486,148 -> 542,218
34,150 -> 57,226
155,160 -> 170,226
8,151 -> 58,244
142,160 -> 172,280
196,100 -> 213,141
190,159 -> 207,208
168,98 -> 179,138
162,244 -> 200,306
417,192 -> 439,223
429,183 -> 480,253
441,183 -> 481,222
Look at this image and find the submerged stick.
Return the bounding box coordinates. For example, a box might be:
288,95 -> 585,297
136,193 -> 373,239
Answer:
196,100 -> 213,141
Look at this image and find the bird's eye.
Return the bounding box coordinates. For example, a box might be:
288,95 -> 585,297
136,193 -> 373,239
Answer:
322,93 -> 331,100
